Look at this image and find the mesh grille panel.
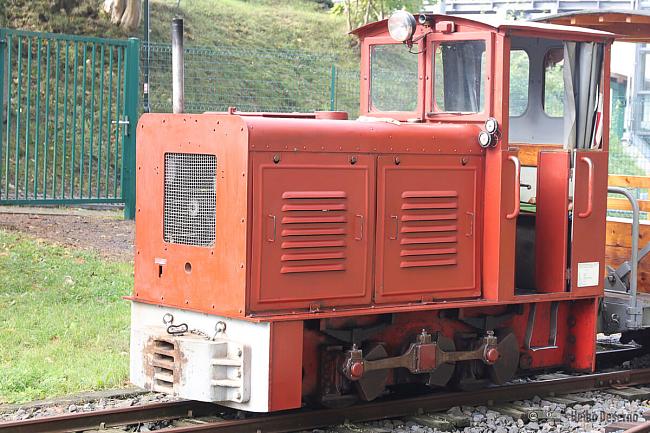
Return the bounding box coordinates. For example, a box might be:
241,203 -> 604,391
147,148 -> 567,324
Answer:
163,153 -> 217,247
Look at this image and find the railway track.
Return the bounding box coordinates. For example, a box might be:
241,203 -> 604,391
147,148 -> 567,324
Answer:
3,367 -> 650,433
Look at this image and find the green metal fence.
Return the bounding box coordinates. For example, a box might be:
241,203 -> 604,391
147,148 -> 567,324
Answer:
0,29 -> 139,218
143,42 -> 360,117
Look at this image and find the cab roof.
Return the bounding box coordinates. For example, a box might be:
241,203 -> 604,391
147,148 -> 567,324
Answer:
351,13 -> 614,41
534,10 -> 650,42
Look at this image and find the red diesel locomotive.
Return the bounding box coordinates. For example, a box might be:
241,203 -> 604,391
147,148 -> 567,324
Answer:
129,13 -> 613,412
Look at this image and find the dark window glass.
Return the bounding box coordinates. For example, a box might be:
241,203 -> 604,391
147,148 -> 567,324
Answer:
434,40 -> 486,113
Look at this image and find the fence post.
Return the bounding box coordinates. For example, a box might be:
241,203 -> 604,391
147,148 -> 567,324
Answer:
123,37 -> 140,220
330,64 -> 336,111
0,29 -> 4,121
0,28 -> 5,200
142,0 -> 151,113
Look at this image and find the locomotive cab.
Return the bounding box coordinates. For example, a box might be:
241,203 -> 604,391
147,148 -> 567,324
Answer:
129,13 -> 613,412
354,13 -> 611,298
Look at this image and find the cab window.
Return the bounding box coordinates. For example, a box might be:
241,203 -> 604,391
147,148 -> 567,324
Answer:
434,40 -> 486,113
370,44 -> 419,112
510,50 -> 530,117
543,47 -> 564,117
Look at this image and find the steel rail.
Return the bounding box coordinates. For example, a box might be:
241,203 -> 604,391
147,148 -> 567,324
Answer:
159,368 -> 650,433
0,400 -> 218,433
3,368 -> 650,433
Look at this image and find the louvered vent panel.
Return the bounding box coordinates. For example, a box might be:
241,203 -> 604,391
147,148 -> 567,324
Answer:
399,190 -> 459,268
163,153 -> 216,247
280,191 -> 348,274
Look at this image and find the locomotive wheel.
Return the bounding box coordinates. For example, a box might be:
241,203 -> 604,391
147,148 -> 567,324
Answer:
487,330 -> 520,385
427,334 -> 456,387
319,345 -> 359,409
356,343 -> 389,401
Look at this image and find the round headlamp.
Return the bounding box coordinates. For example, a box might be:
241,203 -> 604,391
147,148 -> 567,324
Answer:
478,131 -> 493,148
485,117 -> 499,134
388,11 -> 417,42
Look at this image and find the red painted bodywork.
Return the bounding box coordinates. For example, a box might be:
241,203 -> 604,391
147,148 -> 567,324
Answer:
374,154 -> 483,303
269,321 -> 303,411
131,14 -> 613,411
134,116 -> 486,317
571,150 -> 610,297
535,151 -> 570,294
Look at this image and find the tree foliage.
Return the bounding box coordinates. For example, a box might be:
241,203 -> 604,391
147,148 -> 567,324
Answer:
331,0 -> 424,32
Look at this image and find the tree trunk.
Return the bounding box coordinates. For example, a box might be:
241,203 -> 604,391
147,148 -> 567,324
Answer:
103,0 -> 141,31
104,0 -> 125,24
369,1 -> 381,20
120,0 -> 141,31
344,0 -> 353,32
363,0 -> 372,25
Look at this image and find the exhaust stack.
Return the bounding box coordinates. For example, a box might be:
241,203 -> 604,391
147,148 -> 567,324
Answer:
172,18 -> 184,114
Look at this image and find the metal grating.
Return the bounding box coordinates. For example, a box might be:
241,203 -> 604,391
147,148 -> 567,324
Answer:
399,190 -> 459,268
163,153 -> 217,247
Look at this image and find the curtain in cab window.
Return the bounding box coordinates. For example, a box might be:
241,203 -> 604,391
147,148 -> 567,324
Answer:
435,40 -> 486,113
563,42 -> 604,150
370,44 -> 419,112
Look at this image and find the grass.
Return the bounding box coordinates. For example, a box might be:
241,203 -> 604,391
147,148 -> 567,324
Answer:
148,0 -> 354,58
0,229 -> 133,403
143,0 -> 359,114
2,0 -> 356,59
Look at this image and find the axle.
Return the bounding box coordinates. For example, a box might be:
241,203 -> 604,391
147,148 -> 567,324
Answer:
342,330 -> 500,381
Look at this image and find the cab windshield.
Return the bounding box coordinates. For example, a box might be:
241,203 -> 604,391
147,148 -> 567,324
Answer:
368,39 -> 487,115
369,44 -> 419,112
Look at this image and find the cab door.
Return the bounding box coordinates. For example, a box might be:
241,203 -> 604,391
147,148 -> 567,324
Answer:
570,150 -> 608,296
374,154 -> 482,303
